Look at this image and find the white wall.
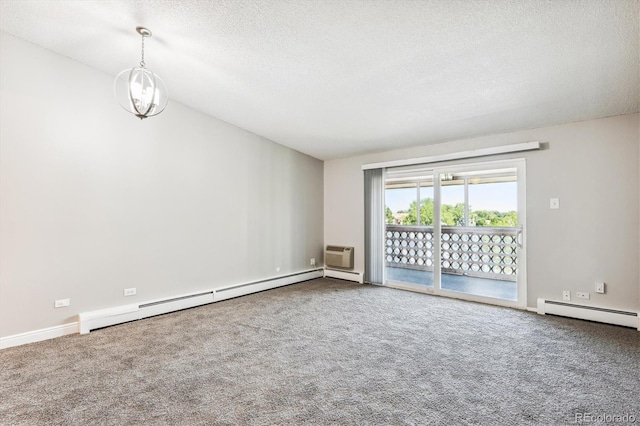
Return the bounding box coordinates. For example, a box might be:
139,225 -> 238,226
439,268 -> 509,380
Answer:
325,114 -> 640,311
0,32 -> 324,338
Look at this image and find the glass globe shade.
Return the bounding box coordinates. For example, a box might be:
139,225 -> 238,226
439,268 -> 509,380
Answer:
114,67 -> 168,119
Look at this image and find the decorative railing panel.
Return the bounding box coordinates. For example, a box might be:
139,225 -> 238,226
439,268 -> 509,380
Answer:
385,225 -> 518,282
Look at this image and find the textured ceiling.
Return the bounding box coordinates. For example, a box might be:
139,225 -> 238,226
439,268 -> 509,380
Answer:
1,0 -> 638,160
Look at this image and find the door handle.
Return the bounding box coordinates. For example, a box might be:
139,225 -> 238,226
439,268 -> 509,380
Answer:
516,228 -> 524,249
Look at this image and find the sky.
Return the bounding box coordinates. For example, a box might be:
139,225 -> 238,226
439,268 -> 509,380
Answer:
385,182 -> 517,213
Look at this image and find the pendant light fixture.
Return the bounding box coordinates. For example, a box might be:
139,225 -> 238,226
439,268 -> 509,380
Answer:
114,27 -> 168,119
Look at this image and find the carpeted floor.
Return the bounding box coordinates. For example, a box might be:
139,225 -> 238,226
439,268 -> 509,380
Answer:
1,278 -> 638,425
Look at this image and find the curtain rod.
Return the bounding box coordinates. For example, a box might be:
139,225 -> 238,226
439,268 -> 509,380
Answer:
361,141 -> 541,170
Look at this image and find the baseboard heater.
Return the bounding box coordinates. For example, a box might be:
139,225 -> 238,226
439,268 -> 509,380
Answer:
324,268 -> 364,284
215,269 -> 323,301
79,269 -> 323,334
537,298 -> 640,330
79,291 -> 215,334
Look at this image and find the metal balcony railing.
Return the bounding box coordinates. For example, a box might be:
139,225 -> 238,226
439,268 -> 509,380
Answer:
385,224 -> 518,282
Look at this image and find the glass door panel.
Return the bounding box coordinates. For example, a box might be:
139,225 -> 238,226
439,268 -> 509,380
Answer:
438,168 -> 519,302
384,176 -> 434,289
440,177 -> 466,226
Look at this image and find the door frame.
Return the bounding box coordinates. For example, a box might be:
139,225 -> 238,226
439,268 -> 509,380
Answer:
383,158 -> 527,309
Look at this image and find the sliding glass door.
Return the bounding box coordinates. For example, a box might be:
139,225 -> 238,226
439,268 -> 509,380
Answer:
383,159 -> 526,308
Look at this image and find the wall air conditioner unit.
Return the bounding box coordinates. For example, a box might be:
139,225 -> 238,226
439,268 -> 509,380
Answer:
325,245 -> 354,270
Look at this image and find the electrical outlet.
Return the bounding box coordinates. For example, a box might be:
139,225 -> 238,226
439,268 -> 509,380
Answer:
595,282 -> 605,294
123,288 -> 136,296
550,198 -> 560,209
562,291 -> 571,301
54,298 -> 70,308
576,291 -> 590,299
310,258 -> 316,267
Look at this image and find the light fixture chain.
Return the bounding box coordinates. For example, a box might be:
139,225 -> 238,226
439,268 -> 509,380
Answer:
140,33 -> 145,68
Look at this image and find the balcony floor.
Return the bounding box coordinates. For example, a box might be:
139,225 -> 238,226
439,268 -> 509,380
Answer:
386,266 -> 517,301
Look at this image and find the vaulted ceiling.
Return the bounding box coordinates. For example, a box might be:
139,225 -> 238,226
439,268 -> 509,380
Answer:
1,0 -> 638,160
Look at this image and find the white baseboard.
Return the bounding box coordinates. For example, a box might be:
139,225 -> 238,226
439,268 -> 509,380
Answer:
0,322 -> 79,349
2,268 -> 325,349
216,269 -> 323,301
78,293 -> 216,335
537,298 -> 639,330
78,268 -> 324,335
324,268 -> 364,283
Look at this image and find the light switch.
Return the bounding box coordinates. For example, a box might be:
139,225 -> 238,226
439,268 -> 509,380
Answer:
550,198 -> 560,209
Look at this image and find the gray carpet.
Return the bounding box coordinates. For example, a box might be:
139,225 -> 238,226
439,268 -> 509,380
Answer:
1,278 -> 638,425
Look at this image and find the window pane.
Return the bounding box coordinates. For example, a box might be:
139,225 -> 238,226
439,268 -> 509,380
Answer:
419,182 -> 434,225
440,177 -> 465,226
385,183 -> 416,225
468,177 -> 517,227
